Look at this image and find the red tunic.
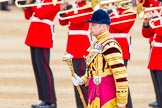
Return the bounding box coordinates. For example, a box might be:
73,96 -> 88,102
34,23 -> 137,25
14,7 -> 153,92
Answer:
148,0 -> 160,6
24,0 -> 60,48
109,8 -> 136,60
59,1 -> 93,58
140,0 -> 160,7
140,0 -> 160,44
142,20 -> 162,70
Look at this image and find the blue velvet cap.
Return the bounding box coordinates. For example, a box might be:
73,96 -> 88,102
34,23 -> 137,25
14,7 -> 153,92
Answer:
85,9 -> 111,25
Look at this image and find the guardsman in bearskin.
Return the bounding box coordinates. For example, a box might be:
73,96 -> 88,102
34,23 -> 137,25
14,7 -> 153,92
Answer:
23,0 -> 61,107
107,1 -> 136,108
58,0 -> 93,108
71,9 -> 128,108
140,0 -> 160,107
142,0 -> 162,108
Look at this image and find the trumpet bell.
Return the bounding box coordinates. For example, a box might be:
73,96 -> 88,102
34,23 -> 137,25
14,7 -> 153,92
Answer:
136,3 -> 144,18
137,4 -> 162,18
91,0 -> 100,10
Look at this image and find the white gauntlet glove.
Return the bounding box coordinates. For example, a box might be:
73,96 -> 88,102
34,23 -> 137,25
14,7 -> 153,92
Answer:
71,74 -> 84,86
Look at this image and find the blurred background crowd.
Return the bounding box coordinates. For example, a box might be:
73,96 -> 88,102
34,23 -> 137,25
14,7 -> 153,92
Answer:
0,0 -> 15,11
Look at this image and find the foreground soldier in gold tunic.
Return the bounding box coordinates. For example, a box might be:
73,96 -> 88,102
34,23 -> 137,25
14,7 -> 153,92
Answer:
71,9 -> 128,108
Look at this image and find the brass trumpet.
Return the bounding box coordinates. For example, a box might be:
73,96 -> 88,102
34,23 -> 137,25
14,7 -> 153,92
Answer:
110,8 -> 137,25
149,17 -> 162,29
58,0 -> 93,20
58,0 -> 126,20
111,4 -> 162,25
15,0 -> 63,8
142,6 -> 162,18
109,1 -> 155,25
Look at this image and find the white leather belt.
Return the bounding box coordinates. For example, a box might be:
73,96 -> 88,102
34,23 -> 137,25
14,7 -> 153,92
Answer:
153,41 -> 162,47
111,33 -> 128,38
30,16 -> 55,40
68,30 -> 90,35
30,16 -> 53,25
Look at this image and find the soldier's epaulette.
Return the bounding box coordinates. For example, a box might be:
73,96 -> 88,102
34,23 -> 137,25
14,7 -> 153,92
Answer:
102,38 -> 122,53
